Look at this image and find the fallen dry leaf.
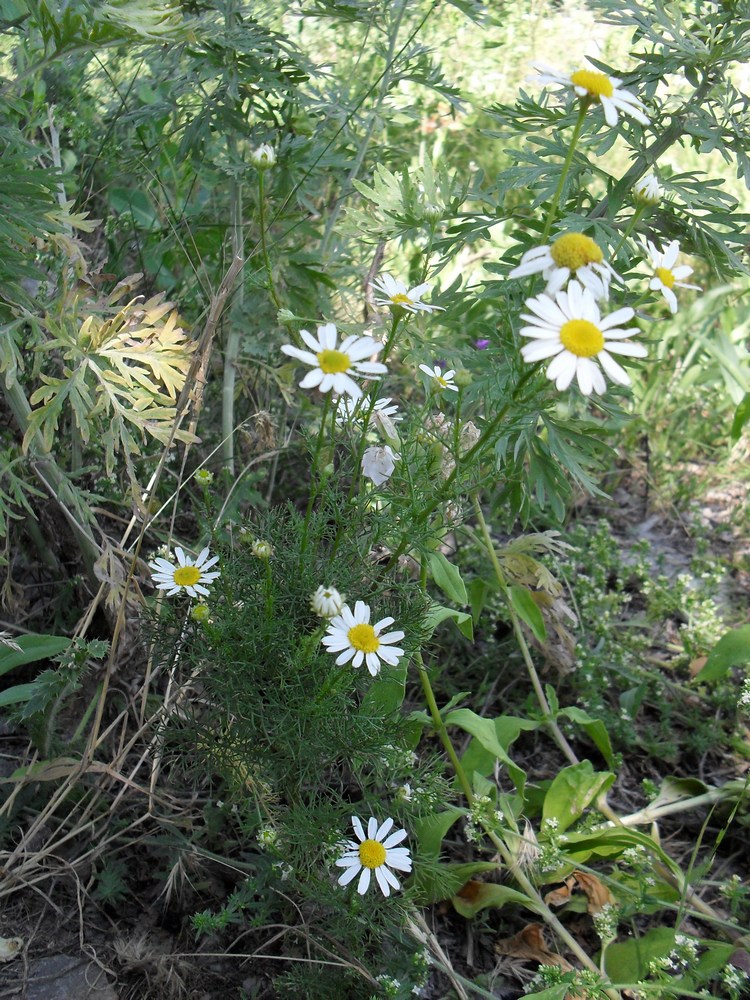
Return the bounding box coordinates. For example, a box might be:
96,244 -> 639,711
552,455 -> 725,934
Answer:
494,922 -> 573,971
544,870 -> 616,915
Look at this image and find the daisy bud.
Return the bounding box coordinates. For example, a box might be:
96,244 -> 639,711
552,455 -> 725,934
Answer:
633,171 -> 661,205
251,538 -> 273,560
190,602 -> 211,624
194,469 -> 214,486
361,445 -> 399,487
251,143 -> 276,170
423,202 -> 442,222
310,585 -> 345,619
453,367 -> 472,389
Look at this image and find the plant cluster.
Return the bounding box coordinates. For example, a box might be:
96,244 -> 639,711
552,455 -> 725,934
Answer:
1,1 -> 749,998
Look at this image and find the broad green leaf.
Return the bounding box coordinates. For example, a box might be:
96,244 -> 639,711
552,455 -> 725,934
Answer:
444,709 -> 528,793
731,392 -> 750,442
424,601 -> 473,640
413,807 -> 466,858
559,706 -> 615,768
428,551 -> 467,605
0,634 -> 71,678
452,881 -> 541,918
0,682 -> 37,708
461,715 -> 539,786
694,625 -> 750,682
508,585 -> 546,641
542,761 -> 615,833
413,860 -> 498,905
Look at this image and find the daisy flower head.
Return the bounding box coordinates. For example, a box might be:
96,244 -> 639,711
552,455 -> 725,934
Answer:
533,61 -> 650,127
148,546 -> 220,598
509,232 -> 619,301
336,816 -> 412,897
370,397 -> 402,438
419,363 -> 459,393
633,171 -> 661,206
642,238 -> 701,314
310,585 -> 345,619
281,323 -> 387,401
519,279 -> 647,396
372,274 -> 443,314
321,600 -> 405,677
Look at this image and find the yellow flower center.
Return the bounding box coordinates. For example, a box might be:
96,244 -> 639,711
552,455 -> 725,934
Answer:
173,565 -> 202,587
391,293 -> 414,305
656,267 -> 675,289
550,233 -> 604,272
560,319 -> 604,358
348,623 -> 380,653
317,349 -> 351,374
358,839 -> 387,869
436,375 -> 448,387
570,69 -> 614,99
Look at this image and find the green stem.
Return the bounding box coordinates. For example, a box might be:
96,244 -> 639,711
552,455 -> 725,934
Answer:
539,102 -> 589,246
300,393 -> 332,555
471,498 -> 579,766
611,204 -> 646,260
258,169 -> 281,311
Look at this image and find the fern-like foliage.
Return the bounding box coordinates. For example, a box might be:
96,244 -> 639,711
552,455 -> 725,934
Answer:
23,278 -> 197,480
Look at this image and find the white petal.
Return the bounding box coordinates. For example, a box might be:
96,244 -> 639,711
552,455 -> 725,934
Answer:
600,307 -> 635,330
318,323 -> 338,350
375,866 -> 391,896
383,828 -> 408,849
521,339 -> 565,362
365,652 -> 381,676
599,95 -> 619,127
367,817 -> 378,838
281,345 -> 318,365
376,818 -> 394,840
352,816 -> 366,841
337,863 -> 361,886
575,357 -> 596,395
357,867 -> 371,895
299,329 -> 322,352
299,368 -> 324,389
598,350 -> 631,386
604,341 -> 648,358
335,648 -> 356,665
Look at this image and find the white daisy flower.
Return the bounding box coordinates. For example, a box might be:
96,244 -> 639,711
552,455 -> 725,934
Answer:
533,62 -> 650,127
321,600 -> 405,677
519,279 -> 647,395
642,238 -> 701,314
419,364 -> 459,392
310,585 -> 345,619
335,816 -> 412,897
281,323 -> 387,401
148,546 -> 220,598
369,398 -> 402,439
372,274 -> 443,314
633,172 -> 661,205
508,232 -> 619,301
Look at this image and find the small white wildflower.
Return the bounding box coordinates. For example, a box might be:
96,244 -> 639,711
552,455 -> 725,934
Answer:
419,364 -> 458,392
321,600 -> 405,677
532,61 -> 650,127
372,274 -> 443,314
251,538 -> 273,560
361,444 -> 400,486
633,171 -> 661,205
281,323 -> 387,401
148,546 -> 221,598
336,816 -> 412,897
642,238 -> 702,314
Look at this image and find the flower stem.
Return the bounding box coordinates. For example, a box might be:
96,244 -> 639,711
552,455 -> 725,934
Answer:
471,497 -> 579,766
258,169 -> 281,311
540,102 -> 589,245
300,393 -> 331,555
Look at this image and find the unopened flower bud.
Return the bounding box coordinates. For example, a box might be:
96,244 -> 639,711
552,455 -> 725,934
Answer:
453,368 -> 472,389
251,143 -> 276,170
633,171 -> 661,205
251,538 -> 273,559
